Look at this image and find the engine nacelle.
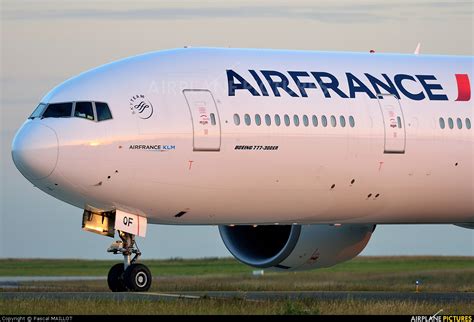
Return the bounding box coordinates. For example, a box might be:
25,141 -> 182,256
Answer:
218,224 -> 375,271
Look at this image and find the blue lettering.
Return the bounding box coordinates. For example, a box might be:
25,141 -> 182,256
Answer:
261,70 -> 299,97
226,69 -> 447,101
288,71 -> 317,98
310,72 -> 348,98
365,73 -> 400,99
249,70 -> 269,96
416,75 -> 448,101
227,69 -> 260,96
394,74 -> 425,100
346,73 -> 376,99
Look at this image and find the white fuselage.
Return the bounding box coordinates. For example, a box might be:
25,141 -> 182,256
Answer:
12,48 -> 474,225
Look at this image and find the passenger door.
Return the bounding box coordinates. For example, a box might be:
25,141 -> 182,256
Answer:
183,89 -> 221,151
377,94 -> 406,154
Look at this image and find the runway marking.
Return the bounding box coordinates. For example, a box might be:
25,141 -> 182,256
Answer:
0,276 -> 106,283
143,292 -> 201,299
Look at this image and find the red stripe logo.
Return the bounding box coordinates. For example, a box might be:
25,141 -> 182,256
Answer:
455,74 -> 471,101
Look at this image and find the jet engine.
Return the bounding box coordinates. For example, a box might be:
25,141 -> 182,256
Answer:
218,224 -> 375,270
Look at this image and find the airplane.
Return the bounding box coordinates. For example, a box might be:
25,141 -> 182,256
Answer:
11,47 -> 473,292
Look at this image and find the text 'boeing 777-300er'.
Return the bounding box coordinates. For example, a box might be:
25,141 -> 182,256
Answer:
11,47 -> 473,292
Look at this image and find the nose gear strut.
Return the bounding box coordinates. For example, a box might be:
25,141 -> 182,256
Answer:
106,231 -> 152,292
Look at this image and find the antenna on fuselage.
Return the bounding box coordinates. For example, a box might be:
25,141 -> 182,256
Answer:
414,43 -> 421,55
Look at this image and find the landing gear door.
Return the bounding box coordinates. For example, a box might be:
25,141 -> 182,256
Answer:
115,210 -> 147,238
377,94 -> 406,154
183,89 -> 221,151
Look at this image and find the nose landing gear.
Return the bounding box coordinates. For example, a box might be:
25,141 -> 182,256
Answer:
107,231 -> 152,292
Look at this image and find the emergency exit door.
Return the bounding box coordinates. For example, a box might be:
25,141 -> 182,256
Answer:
183,89 -> 221,151
377,93 -> 406,154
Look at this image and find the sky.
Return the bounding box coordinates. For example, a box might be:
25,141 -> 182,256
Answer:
0,0 -> 473,259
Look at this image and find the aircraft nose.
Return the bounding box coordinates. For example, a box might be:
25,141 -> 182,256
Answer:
11,122 -> 59,180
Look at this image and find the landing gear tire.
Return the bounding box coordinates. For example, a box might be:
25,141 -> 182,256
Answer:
107,263 -> 128,292
124,263 -> 152,292
107,231 -> 152,292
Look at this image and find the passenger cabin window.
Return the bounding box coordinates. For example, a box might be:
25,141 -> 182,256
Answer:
74,102 -> 94,121
274,114 -> 281,126
265,114 -> 271,126
340,116 -> 346,128
439,117 -> 471,130
321,115 -> 328,127
42,102 -> 73,118
439,117 -> 445,129
29,103 -> 47,119
293,115 -> 300,127
448,117 -> 454,129
233,114 -> 240,125
303,115 -> 309,127
95,102 -> 113,121
349,116 -> 355,128
230,113 -> 360,131
244,114 -> 251,126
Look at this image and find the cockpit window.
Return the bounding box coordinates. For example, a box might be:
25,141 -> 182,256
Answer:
42,102 -> 73,118
32,101 -> 112,121
29,103 -> 47,119
74,102 -> 95,121
95,102 -> 112,121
